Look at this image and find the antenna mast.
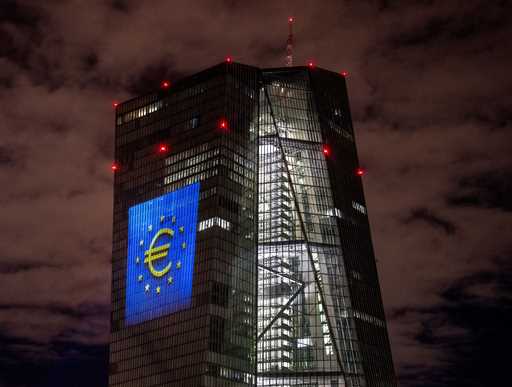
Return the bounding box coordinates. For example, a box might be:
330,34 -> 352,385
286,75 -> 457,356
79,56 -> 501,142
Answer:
286,17 -> 294,67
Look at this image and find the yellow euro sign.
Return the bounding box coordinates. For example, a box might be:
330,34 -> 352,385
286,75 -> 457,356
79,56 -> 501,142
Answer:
144,228 -> 174,277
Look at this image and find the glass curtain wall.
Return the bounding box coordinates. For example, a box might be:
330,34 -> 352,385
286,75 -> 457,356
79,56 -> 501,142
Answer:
110,63 -> 259,387
256,70 -> 365,387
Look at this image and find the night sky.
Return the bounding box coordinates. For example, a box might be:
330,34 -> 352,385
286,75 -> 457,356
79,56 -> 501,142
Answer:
1,1 -> 511,386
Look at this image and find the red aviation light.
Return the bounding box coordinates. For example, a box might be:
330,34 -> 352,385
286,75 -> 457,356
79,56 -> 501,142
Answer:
218,118 -> 229,131
158,144 -> 169,153
111,162 -> 119,172
160,80 -> 171,89
225,56 -> 232,63
322,145 -> 330,156
112,101 -> 119,109
355,167 -> 366,177
308,60 -> 315,68
341,71 -> 349,77
288,16 -> 294,23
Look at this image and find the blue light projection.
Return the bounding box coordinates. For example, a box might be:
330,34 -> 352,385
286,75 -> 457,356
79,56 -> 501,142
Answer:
125,183 -> 200,326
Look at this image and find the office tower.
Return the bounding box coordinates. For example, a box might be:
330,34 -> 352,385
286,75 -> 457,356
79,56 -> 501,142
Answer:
109,62 -> 396,387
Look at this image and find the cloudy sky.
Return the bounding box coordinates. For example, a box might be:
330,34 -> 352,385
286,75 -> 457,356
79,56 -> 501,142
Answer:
1,1 -> 511,386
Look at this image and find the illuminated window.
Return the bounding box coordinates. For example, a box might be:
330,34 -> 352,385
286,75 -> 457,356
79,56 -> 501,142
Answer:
352,201 -> 366,214
353,309 -> 385,328
327,207 -> 343,218
118,100 -> 163,125
198,216 -> 231,232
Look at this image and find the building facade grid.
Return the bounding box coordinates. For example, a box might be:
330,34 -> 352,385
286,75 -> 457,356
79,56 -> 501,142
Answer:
109,62 -> 396,387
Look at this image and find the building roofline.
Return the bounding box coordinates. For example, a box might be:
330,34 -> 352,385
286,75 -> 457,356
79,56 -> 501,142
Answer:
115,62 -> 342,110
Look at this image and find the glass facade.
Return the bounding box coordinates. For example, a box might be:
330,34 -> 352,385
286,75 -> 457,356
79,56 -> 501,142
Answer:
109,63 -> 396,387
110,63 -> 259,387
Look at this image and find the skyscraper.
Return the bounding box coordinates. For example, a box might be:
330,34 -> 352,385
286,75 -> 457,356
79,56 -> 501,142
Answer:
109,62 -> 396,387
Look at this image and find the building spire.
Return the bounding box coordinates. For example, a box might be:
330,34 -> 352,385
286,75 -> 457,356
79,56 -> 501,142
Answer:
286,17 -> 294,67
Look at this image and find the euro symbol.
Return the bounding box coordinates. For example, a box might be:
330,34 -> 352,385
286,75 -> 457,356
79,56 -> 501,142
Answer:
144,228 -> 174,278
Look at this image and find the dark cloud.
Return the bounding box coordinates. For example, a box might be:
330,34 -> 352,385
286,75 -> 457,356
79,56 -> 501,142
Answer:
110,0 -> 131,13
80,52 -> 99,72
0,1 -> 40,26
0,262 -> 59,274
405,207 -> 457,235
0,333 -> 108,387
388,2 -> 510,49
127,60 -> 183,96
398,254 -> 512,387
0,146 -> 16,167
0,1 -> 511,386
448,170 -> 512,212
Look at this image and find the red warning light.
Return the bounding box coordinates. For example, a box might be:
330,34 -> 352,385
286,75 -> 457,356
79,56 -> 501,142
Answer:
308,60 -> 315,68
226,56 -> 232,63
355,167 -> 365,176
322,145 -> 330,156
158,144 -> 168,153
219,118 -> 228,130
341,71 -> 349,77
288,16 -> 294,23
112,101 -> 119,109
160,80 -> 171,89
111,162 -> 119,172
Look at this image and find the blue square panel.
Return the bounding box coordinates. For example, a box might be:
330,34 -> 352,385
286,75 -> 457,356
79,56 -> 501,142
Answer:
125,183 -> 200,326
